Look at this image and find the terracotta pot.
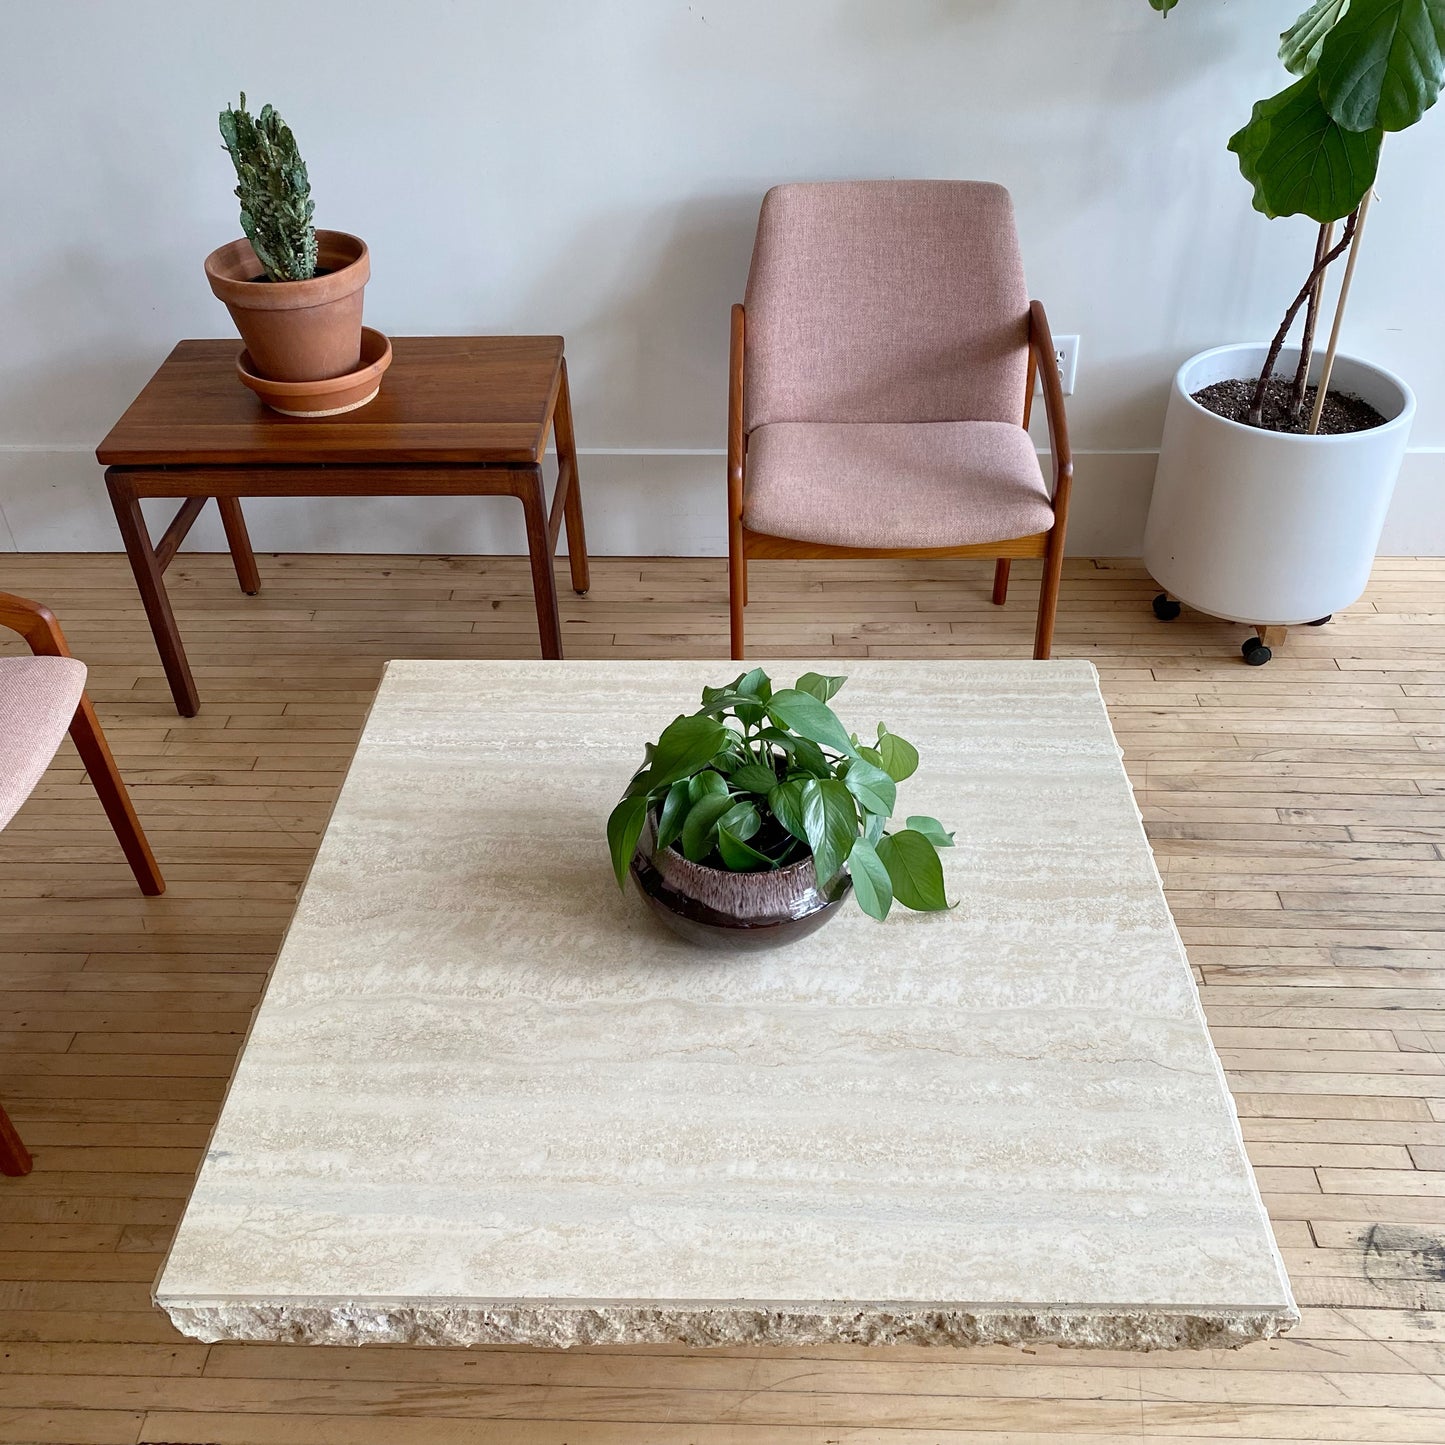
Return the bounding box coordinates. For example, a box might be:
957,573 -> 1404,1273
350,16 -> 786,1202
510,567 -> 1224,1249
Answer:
204,230 -> 369,383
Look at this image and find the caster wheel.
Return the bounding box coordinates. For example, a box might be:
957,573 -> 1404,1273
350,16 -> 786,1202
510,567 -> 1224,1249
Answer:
1152,592 -> 1182,622
1308,615 -> 1332,627
1242,637 -> 1272,667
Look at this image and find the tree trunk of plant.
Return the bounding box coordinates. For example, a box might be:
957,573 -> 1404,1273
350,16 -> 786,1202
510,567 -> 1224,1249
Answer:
1247,208 -> 1360,429
1289,222 -> 1332,423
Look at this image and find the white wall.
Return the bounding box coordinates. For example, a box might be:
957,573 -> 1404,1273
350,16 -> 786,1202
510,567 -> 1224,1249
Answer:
1,0 -> 1441,556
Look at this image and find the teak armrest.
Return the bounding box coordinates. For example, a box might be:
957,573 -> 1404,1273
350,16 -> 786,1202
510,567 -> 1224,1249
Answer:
0,591 -> 72,657
1028,300 -> 1074,514
0,590 -> 165,896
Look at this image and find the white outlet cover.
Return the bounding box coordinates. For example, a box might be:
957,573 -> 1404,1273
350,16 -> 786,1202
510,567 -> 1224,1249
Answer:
1041,335 -> 1079,397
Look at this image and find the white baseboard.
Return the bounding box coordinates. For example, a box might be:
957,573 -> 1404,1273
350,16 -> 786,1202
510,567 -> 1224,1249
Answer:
1,446 -> 1442,556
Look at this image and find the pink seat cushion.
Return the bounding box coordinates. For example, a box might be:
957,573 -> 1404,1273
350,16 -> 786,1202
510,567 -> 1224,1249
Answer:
0,656 -> 86,831
743,421 -> 1054,550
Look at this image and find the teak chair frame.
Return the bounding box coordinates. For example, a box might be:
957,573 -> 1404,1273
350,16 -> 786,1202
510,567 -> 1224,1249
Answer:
0,591 -> 164,897
727,299 -> 1074,661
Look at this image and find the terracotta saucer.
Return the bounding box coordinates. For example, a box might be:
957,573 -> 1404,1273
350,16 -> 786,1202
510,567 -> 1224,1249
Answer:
237,326 -> 392,417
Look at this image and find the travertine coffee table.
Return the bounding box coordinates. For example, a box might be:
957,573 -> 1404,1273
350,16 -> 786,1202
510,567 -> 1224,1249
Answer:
155,660 -> 1295,1350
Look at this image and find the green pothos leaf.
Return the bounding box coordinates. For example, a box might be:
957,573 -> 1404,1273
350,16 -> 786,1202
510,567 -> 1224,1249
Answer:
606,795 -> 649,890
794,671 -> 847,702
731,762 -> 782,794
877,728 -> 920,783
766,690 -> 857,757
716,825 -> 773,871
655,780 -> 691,852
768,779 -> 810,842
681,791 -> 738,862
801,777 -> 859,886
877,829 -> 950,912
848,838 -> 893,920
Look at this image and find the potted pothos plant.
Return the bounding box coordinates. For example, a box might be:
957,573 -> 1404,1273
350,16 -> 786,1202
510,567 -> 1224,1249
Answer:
1143,0 -> 1429,664
606,669 -> 954,950
204,94 -> 375,396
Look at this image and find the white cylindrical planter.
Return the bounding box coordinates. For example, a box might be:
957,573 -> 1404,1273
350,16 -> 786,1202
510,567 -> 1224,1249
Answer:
1144,343 -> 1414,627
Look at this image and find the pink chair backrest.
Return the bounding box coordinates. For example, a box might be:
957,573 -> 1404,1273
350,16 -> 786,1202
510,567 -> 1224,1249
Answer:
743,181 -> 1030,433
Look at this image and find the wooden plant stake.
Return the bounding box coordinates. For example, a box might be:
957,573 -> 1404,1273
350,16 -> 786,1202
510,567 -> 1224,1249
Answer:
1308,186 -> 1375,435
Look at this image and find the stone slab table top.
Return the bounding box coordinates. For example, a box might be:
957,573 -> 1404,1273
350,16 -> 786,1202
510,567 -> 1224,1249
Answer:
155,659 -> 1296,1351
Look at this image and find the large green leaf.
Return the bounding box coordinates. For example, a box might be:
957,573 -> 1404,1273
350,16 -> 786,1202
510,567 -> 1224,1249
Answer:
768,779 -> 810,842
606,795 -> 650,890
794,671 -> 847,702
688,770 -> 728,804
681,790 -> 738,863
1317,0 -> 1445,131
905,815 -> 956,849
1148,0 -> 1181,12
648,714 -> 730,791
1228,74 -> 1381,219
877,829 -> 950,912
732,666 -> 772,728
876,727 -> 920,783
716,801 -> 762,843
731,762 -> 782,795
655,779 -> 692,852
716,825 -> 773,871
766,690 -> 857,757
842,756 -> 897,817
1281,0 -> 1353,74
801,778 -> 860,886
848,838 -> 893,921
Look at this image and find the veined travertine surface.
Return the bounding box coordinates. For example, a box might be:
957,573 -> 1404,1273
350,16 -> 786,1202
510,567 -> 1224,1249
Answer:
155,660 -> 1296,1349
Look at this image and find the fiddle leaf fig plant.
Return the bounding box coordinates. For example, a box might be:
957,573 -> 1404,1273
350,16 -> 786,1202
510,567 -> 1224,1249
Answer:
606,670 -> 954,921
1150,0 -> 1445,427
219,92 -> 318,283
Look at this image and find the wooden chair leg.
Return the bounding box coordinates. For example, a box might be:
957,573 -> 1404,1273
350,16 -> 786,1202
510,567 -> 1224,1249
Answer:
0,1100 -> 34,1177
992,559 -> 1011,606
1034,533 -> 1066,661
68,695 -> 165,895
729,529 -> 746,661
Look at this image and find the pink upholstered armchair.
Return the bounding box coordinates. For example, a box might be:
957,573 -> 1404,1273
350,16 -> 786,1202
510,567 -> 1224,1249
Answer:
727,181 -> 1073,660
0,592 -> 163,1176
0,592 -> 162,895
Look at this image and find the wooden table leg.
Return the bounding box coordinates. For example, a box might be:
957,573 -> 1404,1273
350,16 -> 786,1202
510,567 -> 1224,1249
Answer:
217,497 -> 262,596
554,359 -> 590,597
518,466 -> 564,659
106,471 -> 201,717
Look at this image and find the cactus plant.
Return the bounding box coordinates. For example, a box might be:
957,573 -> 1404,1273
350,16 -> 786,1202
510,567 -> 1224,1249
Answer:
218,93 -> 317,283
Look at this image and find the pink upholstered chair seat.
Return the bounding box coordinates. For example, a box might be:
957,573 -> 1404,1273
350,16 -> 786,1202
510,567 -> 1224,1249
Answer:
743,420 -> 1054,550
0,655 -> 86,831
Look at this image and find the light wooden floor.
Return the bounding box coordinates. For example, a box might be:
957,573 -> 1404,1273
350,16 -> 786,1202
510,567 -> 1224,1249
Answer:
1,550 -> 1443,1445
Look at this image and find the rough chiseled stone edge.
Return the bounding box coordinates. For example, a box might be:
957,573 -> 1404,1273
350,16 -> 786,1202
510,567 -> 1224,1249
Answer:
158,1298 -> 1300,1351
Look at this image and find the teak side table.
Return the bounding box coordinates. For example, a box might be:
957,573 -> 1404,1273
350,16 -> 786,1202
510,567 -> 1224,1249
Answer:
96,335 -> 589,716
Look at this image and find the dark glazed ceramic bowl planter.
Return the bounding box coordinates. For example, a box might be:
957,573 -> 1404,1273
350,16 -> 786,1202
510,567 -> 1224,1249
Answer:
630,816 -> 851,951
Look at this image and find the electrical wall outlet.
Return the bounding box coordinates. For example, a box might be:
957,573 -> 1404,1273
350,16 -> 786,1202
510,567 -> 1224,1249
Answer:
1041,334 -> 1079,396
